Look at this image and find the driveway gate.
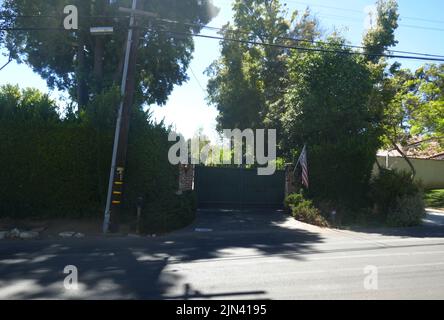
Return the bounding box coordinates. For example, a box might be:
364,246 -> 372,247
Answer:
195,166 -> 285,209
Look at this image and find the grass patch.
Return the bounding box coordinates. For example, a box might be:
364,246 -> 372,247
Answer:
424,189 -> 444,209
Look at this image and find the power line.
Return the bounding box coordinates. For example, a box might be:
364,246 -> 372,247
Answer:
3,10 -> 444,34
0,27 -> 66,31
151,28 -> 444,62
315,12 -> 444,32
2,23 -> 444,61
189,66 -> 206,93
283,0 -> 444,25
195,25 -> 444,59
0,56 -> 12,71
148,19 -> 444,59
401,24 -> 444,32
2,16 -> 444,61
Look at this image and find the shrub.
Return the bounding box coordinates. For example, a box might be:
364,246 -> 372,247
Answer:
387,193 -> 426,227
139,191 -> 197,234
370,168 -> 425,226
307,139 -> 380,210
284,193 -> 305,209
285,193 -> 329,227
0,86 -> 192,234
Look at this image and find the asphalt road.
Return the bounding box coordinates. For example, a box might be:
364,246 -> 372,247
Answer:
1,209 -> 444,300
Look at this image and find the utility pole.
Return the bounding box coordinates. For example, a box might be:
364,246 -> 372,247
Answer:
103,0 -> 140,234
103,0 -> 159,234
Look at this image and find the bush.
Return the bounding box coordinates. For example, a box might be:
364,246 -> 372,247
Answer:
386,193 -> 426,227
139,191 -> 197,234
370,168 -> 425,226
307,139 -> 380,210
0,86 -> 192,234
284,193 -> 305,209
285,193 -> 329,227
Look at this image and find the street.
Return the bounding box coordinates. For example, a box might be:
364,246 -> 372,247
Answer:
1,209 -> 444,299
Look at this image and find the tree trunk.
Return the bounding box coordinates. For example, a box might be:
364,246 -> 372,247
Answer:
94,37 -> 105,92
389,138 -> 416,179
77,31 -> 89,109
113,40 -> 127,84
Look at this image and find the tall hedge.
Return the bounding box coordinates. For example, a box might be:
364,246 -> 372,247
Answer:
0,85 -> 191,229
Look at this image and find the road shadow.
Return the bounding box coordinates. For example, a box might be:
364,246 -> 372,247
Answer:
0,209 -> 323,299
159,209 -> 324,262
339,211 -> 444,238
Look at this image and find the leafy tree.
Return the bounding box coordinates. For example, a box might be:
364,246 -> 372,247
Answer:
0,84 -> 60,122
408,64 -> 444,138
206,0 -> 320,131
377,63 -> 444,176
279,39 -> 383,206
362,0 -> 399,63
0,0 -> 219,108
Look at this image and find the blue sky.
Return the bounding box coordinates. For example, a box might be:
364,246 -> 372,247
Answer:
1,0 -> 444,141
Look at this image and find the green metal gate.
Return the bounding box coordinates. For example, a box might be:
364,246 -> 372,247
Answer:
195,166 -> 285,209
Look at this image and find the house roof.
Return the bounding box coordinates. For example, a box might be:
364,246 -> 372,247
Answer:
378,137 -> 444,160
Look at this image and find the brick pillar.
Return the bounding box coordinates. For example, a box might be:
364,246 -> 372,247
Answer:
285,164 -> 297,197
178,164 -> 195,194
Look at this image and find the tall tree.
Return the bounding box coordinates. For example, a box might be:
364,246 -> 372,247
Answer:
0,0 -> 219,109
278,38 -> 383,205
408,64 -> 444,139
206,0 -> 320,131
362,0 -> 399,63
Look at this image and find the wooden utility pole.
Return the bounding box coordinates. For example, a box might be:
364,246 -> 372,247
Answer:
103,1 -> 158,234
103,0 -> 140,234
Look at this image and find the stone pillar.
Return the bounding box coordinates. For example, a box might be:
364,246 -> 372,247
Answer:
178,164 -> 195,194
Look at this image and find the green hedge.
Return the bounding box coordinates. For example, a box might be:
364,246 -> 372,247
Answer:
139,191 -> 197,234
0,85 -> 194,233
0,121 -> 106,218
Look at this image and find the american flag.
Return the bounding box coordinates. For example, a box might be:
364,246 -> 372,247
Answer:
294,145 -> 309,189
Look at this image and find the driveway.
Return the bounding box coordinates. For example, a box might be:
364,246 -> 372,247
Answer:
1,209 -> 444,299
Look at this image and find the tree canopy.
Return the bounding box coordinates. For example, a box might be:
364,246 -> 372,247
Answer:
206,0 -> 320,131
0,0 -> 219,108
206,0 -> 407,207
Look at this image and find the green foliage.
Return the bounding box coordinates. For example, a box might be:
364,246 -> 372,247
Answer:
206,0 -> 320,131
206,0 -> 403,219
424,189 -> 444,208
0,84 -> 60,122
370,168 -> 425,226
362,0 -> 399,63
284,193 -> 304,208
279,39 -> 383,207
406,64 -> 444,138
0,0 -> 219,106
285,193 -> 329,227
387,193 -> 426,227
0,86 -> 192,233
139,191 -> 197,234
379,64 -> 444,151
